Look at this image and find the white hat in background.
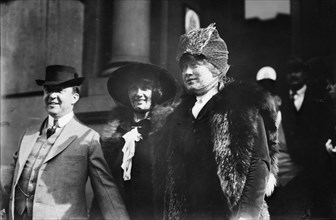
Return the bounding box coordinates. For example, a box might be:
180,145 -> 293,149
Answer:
256,66 -> 277,81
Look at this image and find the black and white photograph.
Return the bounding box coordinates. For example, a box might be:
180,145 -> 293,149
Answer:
1,0 -> 335,219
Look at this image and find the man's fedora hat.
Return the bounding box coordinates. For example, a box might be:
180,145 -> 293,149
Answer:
107,63 -> 177,106
36,65 -> 85,87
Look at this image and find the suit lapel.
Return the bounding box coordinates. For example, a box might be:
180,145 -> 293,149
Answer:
43,118 -> 79,164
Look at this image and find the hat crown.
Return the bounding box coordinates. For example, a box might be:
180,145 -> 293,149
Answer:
36,65 -> 85,86
107,63 -> 177,106
45,65 -> 78,81
256,66 -> 277,81
176,23 -> 229,74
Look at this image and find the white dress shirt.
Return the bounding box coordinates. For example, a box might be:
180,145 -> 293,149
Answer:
192,87 -> 219,118
47,112 -> 74,132
289,84 -> 307,111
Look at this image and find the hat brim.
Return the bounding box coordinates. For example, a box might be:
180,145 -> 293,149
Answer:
36,77 -> 86,87
107,63 -> 177,106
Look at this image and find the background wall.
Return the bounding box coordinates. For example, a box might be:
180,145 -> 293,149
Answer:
1,0 -> 85,165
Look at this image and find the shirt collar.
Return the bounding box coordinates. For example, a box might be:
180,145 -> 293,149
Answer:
48,111 -> 74,128
195,86 -> 218,104
290,84 -> 307,96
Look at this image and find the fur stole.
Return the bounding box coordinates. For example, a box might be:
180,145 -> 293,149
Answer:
100,103 -> 176,148
212,81 -> 278,215
214,81 -> 278,194
156,81 -> 278,219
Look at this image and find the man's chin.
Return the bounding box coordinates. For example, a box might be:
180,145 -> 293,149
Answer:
46,108 -> 59,115
290,82 -> 304,91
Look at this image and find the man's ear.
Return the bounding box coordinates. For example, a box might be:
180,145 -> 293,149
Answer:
72,92 -> 80,105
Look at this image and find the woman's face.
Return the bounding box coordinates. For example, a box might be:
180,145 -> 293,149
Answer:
128,80 -> 153,113
180,55 -> 219,95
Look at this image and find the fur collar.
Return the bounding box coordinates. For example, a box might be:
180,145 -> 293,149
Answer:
177,81 -> 278,177
100,103 -> 176,147
159,81 -> 278,219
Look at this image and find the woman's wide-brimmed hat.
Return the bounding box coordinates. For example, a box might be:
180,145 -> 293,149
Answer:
36,65 -> 85,87
107,63 -> 177,106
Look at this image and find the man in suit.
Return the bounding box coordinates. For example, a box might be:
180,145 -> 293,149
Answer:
3,65 -> 129,220
267,57 -> 334,219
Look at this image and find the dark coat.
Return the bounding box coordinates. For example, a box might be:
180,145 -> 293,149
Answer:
90,104 -> 175,220
153,81 -> 278,220
280,85 -> 333,171
276,84 -> 335,218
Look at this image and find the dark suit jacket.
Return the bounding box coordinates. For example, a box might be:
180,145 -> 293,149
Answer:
280,85 -> 333,174
5,116 -> 129,220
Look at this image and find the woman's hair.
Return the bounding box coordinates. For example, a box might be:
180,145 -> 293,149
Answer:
179,53 -> 222,77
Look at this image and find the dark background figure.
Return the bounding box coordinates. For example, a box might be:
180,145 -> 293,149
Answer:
153,24 -> 278,220
267,56 -> 335,219
90,63 -> 177,220
305,56 -> 336,219
2,65 -> 129,220
305,57 -> 335,101
256,66 -> 277,95
256,66 -> 282,115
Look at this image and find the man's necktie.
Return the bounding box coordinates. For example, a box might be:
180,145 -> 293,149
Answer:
290,91 -> 299,110
47,120 -> 58,138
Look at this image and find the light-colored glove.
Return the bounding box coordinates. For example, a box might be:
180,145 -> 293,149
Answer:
0,209 -> 7,220
325,139 -> 336,156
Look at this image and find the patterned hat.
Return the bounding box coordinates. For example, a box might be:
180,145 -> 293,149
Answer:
176,23 -> 229,74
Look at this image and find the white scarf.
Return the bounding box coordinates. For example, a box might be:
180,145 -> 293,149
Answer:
121,127 -> 142,180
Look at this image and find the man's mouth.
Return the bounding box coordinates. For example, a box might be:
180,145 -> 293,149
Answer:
290,79 -> 299,84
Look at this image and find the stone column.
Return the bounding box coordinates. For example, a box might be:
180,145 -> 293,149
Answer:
106,0 -> 150,71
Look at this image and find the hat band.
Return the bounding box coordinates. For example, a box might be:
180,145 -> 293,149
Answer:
45,71 -> 78,81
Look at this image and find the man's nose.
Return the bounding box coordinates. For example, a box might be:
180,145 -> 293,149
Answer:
48,92 -> 58,98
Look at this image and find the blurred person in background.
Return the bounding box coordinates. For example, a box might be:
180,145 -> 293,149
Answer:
305,56 -> 336,218
256,66 -> 282,123
267,56 -> 335,219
